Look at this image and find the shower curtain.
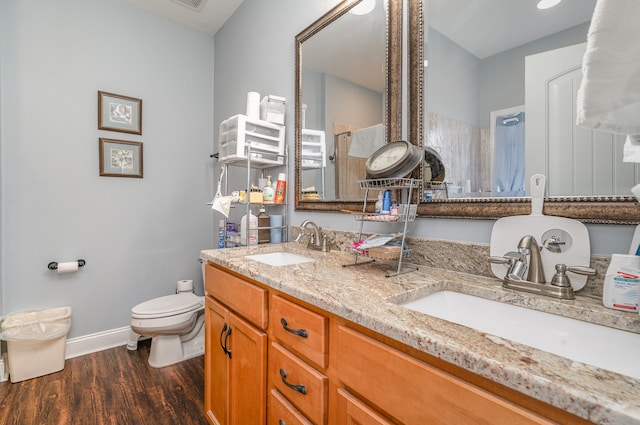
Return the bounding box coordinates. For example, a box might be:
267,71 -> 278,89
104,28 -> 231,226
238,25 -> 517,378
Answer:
494,112 -> 525,196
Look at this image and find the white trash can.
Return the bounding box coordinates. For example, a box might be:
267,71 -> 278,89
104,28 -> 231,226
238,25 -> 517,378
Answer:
0,306 -> 72,382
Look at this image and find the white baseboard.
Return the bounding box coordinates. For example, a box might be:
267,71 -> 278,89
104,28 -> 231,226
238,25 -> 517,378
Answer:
65,326 -> 133,359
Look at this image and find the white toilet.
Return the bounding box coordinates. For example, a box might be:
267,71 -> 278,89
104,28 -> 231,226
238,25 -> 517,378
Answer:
128,288 -> 205,368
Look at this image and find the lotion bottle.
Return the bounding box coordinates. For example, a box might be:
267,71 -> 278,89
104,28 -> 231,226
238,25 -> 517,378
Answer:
262,176 -> 274,203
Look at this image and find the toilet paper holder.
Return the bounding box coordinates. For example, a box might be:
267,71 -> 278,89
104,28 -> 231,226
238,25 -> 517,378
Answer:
48,259 -> 86,270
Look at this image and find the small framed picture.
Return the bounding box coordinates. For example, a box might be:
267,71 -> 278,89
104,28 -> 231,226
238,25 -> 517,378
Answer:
98,91 -> 142,134
99,138 -> 143,178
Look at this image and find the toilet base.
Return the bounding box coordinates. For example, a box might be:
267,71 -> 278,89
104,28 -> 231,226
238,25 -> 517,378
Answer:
148,330 -> 204,368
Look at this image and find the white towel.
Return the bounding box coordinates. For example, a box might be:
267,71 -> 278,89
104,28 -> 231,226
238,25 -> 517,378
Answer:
576,0 -> 640,162
348,123 -> 385,158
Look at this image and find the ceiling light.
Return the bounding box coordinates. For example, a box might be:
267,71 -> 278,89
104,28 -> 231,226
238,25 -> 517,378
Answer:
351,0 -> 375,15
536,0 -> 562,10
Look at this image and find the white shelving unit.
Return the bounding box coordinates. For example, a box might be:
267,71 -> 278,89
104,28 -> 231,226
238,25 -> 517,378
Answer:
343,178 -> 420,277
217,115 -> 288,247
301,129 -> 326,198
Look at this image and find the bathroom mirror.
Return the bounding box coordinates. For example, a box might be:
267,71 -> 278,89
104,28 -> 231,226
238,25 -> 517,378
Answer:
417,0 -> 640,223
294,0 -> 404,211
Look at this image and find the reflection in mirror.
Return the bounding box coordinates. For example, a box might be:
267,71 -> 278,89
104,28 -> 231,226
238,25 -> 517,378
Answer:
424,0 -> 640,199
301,0 -> 386,200
295,0 -> 403,211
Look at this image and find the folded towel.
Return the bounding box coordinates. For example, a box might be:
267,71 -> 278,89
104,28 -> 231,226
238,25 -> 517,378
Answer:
576,0 -> 640,139
348,123 -> 385,158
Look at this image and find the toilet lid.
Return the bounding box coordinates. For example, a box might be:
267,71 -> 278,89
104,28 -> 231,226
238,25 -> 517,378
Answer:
131,293 -> 203,318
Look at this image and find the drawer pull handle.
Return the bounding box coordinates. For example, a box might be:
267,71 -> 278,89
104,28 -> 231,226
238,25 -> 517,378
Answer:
219,323 -> 229,355
280,318 -> 308,338
223,326 -> 232,359
279,421 -> 285,425
279,368 -> 307,395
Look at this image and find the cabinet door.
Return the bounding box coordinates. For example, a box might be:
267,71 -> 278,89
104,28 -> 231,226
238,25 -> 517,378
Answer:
205,297 -> 231,425
228,311 -> 268,425
337,388 -> 393,425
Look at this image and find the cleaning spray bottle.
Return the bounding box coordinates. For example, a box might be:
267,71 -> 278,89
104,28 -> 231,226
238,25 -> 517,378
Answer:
274,173 -> 286,204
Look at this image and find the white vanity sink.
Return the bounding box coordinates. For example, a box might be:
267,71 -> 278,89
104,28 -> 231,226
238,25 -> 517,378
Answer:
244,252 -> 315,267
402,290 -> 640,379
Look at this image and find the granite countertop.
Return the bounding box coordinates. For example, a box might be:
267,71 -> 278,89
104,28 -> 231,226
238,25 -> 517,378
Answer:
201,243 -> 640,425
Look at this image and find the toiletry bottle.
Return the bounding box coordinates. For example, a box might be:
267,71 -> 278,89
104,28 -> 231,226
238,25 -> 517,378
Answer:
274,173 -> 286,204
240,211 -> 258,246
375,192 -> 383,214
217,219 -> 225,249
603,254 -> 640,312
257,206 -> 270,244
262,175 -> 274,203
381,190 -> 391,214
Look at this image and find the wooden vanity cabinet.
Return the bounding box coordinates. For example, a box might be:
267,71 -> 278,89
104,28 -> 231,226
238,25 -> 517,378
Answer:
204,265 -> 268,425
204,262 -> 593,425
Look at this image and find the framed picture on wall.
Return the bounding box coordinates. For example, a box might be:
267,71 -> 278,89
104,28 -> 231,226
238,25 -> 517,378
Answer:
99,138 -> 143,178
98,91 -> 142,134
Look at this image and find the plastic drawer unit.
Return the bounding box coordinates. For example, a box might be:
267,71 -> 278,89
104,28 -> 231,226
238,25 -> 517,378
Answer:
219,114 -> 285,166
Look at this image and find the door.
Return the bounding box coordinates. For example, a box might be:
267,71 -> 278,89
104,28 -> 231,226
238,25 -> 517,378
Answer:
228,312 -> 267,424
525,42 -> 638,196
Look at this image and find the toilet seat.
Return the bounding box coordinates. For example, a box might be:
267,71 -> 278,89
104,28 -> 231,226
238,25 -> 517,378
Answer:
131,293 -> 203,319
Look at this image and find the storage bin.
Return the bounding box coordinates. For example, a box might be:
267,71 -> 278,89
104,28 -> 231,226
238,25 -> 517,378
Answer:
0,306 -> 72,382
219,114 -> 285,166
260,95 -> 286,125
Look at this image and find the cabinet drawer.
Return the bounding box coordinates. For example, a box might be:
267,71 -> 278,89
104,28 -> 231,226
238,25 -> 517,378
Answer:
270,295 -> 328,369
337,388 -> 393,425
268,389 -> 313,425
337,326 -> 552,425
270,342 -> 328,425
205,263 -> 268,329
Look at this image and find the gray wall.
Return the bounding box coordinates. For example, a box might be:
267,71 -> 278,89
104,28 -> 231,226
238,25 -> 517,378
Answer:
427,23 -> 590,129
0,0 -> 215,334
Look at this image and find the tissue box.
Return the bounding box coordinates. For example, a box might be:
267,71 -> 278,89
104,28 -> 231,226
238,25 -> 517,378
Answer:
260,95 -> 286,125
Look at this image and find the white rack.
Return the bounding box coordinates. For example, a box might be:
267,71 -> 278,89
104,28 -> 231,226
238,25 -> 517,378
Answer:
220,143 -> 288,247
343,178 -> 420,277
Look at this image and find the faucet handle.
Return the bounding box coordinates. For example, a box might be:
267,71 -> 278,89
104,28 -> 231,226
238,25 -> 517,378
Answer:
550,264 -> 597,288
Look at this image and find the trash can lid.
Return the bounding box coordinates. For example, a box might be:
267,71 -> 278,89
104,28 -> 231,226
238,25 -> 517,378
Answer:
131,293 -> 203,318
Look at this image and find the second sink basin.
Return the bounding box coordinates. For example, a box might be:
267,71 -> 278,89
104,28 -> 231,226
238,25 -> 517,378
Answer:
401,290 -> 640,379
244,252 -> 315,267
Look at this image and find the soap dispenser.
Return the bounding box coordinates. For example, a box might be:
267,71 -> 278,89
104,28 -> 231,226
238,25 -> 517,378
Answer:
262,175 -> 274,203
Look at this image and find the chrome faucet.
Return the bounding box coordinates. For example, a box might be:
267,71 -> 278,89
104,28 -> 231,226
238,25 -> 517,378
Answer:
297,220 -> 326,251
488,234 -> 597,300
517,235 -> 545,283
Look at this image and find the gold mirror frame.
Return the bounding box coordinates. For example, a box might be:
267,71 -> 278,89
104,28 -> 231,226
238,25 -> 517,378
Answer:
294,0 -> 403,213
410,0 -> 639,225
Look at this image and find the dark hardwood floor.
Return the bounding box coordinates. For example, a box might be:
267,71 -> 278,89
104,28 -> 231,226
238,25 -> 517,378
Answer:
0,340 -> 209,425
